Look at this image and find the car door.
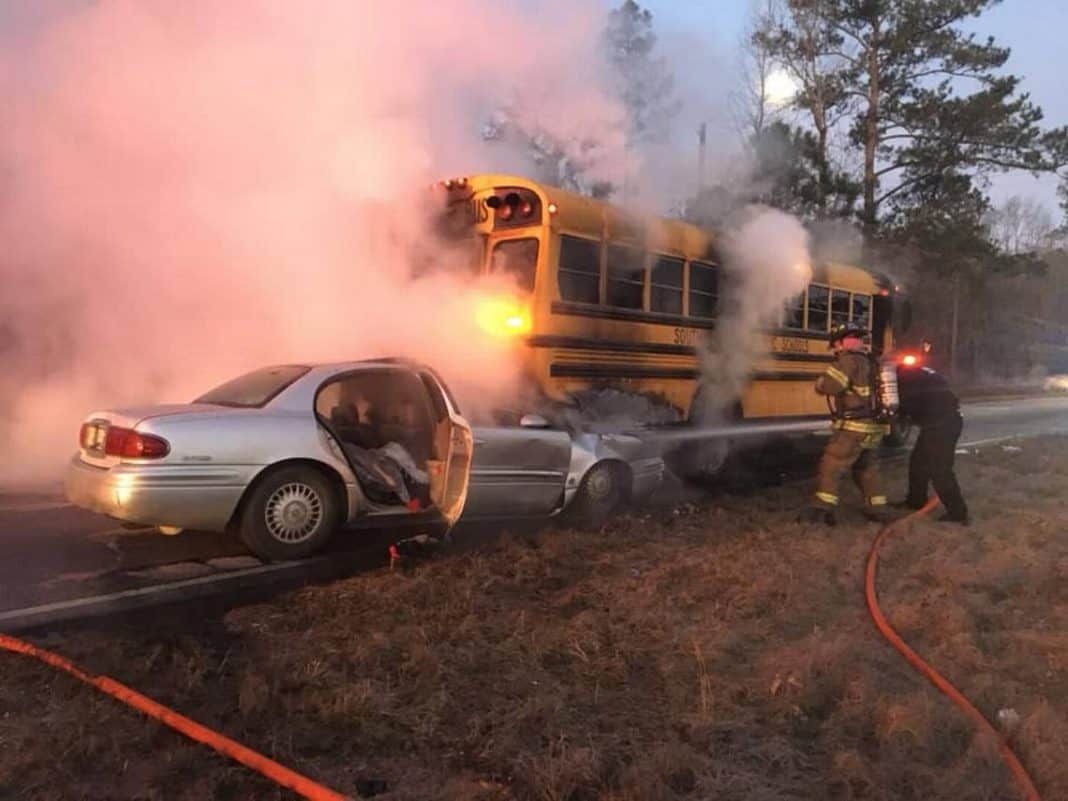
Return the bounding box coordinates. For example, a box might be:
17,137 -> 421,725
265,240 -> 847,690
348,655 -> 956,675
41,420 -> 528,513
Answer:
417,369 -> 474,528
462,422 -> 572,518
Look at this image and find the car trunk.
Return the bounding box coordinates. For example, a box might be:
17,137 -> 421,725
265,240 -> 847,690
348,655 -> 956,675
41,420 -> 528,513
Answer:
76,404 -> 234,469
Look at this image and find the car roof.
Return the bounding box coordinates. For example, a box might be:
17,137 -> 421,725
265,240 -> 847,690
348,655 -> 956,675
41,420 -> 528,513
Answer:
301,357 -> 427,377
265,358 -> 434,411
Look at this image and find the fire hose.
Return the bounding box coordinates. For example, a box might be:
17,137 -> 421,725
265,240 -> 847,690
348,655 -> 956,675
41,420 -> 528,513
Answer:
0,632 -> 350,801
866,498 -> 1040,800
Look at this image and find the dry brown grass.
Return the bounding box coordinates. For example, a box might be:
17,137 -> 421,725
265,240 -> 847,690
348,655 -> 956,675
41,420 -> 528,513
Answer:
1,437 -> 1067,800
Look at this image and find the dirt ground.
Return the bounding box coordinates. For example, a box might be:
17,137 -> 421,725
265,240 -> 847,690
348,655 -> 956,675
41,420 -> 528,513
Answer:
2,437 -> 1066,800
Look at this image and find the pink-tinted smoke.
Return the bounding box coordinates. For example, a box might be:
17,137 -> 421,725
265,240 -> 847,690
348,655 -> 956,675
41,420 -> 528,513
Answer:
0,1 -> 626,486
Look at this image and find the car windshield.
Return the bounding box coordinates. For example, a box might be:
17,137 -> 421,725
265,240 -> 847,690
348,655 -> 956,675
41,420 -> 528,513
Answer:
195,365 -> 310,408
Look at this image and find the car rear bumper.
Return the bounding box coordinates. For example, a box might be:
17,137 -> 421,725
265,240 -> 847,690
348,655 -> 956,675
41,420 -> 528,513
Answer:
64,456 -> 251,532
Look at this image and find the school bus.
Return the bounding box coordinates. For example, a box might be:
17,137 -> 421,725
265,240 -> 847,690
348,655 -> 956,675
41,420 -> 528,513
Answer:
434,174 -> 910,429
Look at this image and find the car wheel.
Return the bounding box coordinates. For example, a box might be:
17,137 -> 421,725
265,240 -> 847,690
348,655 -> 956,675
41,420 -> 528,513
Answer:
239,466 -> 341,561
567,461 -> 628,529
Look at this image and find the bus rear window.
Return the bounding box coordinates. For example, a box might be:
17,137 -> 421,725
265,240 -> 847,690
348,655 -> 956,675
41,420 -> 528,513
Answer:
491,238 -> 538,292
558,235 -> 600,304
606,244 -> 644,309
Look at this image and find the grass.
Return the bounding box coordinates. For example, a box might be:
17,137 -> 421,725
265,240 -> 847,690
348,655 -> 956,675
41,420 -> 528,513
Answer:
1,437 -> 1067,800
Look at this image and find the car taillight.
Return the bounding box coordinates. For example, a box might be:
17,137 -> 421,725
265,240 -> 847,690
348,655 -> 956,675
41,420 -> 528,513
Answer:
103,427 -> 170,459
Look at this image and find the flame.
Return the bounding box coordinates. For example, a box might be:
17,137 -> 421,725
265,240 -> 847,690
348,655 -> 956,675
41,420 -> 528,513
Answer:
476,296 -> 531,338
901,353 -> 919,367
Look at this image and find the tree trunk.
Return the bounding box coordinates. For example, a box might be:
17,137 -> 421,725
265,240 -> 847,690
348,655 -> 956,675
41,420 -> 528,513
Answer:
814,106 -> 829,212
863,23 -> 880,227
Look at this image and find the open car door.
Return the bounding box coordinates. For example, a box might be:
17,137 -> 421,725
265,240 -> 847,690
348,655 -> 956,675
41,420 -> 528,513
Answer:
418,369 -> 474,528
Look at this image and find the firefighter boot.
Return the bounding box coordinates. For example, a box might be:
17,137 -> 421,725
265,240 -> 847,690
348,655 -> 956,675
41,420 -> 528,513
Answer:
861,498 -> 893,524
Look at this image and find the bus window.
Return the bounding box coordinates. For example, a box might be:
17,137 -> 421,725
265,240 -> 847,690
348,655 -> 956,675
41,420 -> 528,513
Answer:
606,244 -> 644,310
491,238 -> 538,292
689,261 -> 718,318
852,293 -> 872,329
783,291 -> 805,329
807,284 -> 829,332
650,256 -> 683,315
831,289 -> 851,329
558,235 -> 600,304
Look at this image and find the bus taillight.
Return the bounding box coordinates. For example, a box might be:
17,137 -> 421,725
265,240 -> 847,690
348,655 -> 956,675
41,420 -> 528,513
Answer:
476,296 -> 531,338
486,188 -> 541,229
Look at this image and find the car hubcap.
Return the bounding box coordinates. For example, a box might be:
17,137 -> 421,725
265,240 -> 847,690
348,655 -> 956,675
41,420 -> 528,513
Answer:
265,483 -> 323,543
586,467 -> 615,501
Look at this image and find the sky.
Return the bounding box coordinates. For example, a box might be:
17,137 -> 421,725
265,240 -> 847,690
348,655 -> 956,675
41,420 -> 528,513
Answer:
638,0 -> 1068,219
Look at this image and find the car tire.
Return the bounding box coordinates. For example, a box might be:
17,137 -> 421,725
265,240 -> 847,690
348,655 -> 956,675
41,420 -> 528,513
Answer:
239,466 -> 341,561
567,461 -> 628,529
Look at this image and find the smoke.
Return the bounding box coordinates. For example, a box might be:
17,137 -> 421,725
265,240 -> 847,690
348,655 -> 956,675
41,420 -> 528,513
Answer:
696,206 -> 813,420
0,0 -> 626,486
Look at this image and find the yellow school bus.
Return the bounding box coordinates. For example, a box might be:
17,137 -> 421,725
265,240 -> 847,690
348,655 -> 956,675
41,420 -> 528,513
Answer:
434,174 -> 909,426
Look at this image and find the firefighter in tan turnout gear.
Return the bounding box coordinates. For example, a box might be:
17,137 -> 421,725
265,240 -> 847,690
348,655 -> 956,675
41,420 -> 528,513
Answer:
798,321 -> 892,526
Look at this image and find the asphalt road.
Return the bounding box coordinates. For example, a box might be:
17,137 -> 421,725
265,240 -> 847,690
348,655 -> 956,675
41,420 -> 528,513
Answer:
2,395 -> 1066,628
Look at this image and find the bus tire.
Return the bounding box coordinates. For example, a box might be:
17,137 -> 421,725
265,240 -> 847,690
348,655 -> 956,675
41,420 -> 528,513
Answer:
883,418 -> 915,448
668,386 -> 736,487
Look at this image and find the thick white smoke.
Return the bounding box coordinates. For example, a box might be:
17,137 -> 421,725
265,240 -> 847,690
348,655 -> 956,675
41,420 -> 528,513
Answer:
0,1 -> 627,486
696,206 -> 814,419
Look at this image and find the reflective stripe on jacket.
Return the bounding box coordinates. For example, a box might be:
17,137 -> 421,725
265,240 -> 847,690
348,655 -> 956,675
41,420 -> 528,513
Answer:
816,349 -> 877,421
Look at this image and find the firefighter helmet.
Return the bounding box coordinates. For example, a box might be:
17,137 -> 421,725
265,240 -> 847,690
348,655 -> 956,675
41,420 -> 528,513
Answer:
828,320 -> 868,346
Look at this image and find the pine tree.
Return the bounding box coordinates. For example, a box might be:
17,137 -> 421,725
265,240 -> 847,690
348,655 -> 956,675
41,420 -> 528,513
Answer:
764,0 -> 1068,228
603,1 -> 680,149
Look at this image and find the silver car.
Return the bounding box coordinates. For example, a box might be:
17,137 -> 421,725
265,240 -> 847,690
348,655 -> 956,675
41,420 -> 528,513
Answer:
65,359 -> 663,561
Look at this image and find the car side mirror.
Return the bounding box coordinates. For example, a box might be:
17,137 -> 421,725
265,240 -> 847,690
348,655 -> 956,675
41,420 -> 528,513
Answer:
519,413 -> 550,429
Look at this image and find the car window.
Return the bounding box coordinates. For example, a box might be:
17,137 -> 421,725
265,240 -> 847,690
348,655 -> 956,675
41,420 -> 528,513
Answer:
195,365 -> 309,408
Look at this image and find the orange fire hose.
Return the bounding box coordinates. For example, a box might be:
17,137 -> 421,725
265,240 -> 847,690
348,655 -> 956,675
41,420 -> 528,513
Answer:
0,632 -> 350,801
865,499 -> 1040,801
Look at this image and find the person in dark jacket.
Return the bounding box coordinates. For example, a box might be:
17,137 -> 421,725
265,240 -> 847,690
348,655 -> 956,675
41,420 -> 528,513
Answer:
894,362 -> 970,524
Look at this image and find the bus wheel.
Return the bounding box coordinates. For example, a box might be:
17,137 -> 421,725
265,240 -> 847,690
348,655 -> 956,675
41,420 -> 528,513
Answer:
665,437 -> 730,488
883,418 -> 915,448
567,461 -> 629,529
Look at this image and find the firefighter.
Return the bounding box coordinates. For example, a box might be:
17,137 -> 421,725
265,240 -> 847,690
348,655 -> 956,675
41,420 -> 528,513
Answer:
798,321 -> 891,525
893,360 -> 970,524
